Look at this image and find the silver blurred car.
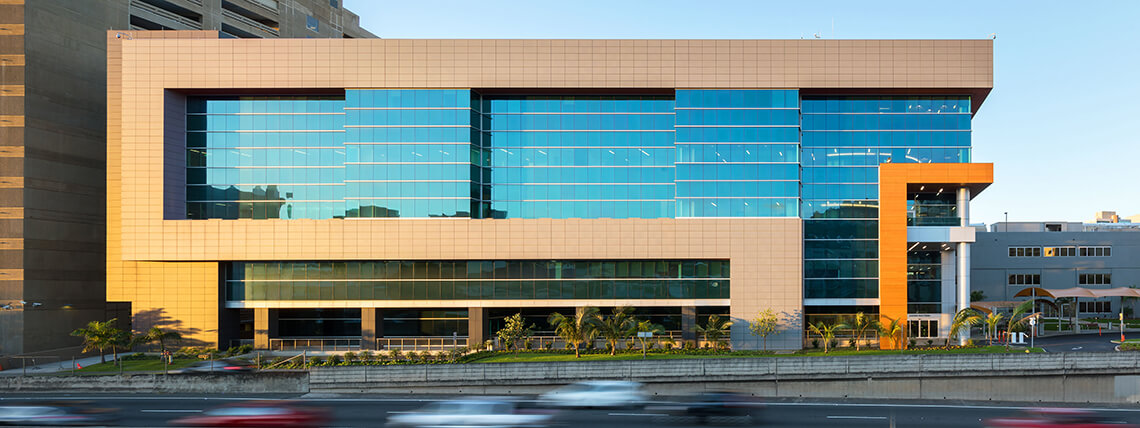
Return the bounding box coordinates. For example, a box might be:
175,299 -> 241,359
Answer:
385,399 -> 555,428
538,380 -> 646,409
0,405 -> 119,426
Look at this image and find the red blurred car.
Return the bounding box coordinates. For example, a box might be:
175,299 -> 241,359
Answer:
983,408 -> 1137,428
170,402 -> 328,427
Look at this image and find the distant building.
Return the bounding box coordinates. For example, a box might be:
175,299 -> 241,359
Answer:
0,0 -> 374,359
973,222 -> 1140,317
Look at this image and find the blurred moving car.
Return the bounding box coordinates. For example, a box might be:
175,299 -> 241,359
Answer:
169,402 -> 328,427
646,391 -> 762,423
385,399 -> 556,427
171,359 -> 254,374
0,404 -> 119,426
538,380 -> 646,409
982,408 -> 1137,428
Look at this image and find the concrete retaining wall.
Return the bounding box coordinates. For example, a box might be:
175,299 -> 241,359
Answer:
309,353 -> 1140,403
5,353 -> 1140,403
0,371 -> 308,393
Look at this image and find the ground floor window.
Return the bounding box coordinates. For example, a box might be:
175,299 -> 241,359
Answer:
908,319 -> 939,338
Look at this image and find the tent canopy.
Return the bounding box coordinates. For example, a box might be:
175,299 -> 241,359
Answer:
1012,287 -> 1140,299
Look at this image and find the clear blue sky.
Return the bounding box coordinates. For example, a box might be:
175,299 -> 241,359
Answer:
345,0 -> 1140,226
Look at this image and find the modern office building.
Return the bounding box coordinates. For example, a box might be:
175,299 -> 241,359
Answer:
0,1 -> 372,359
974,221 -> 1140,316
107,33 -> 994,350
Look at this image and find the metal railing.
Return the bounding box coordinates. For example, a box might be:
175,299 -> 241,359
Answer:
129,0 -> 203,29
379,337 -> 468,352
270,338 -> 359,351
222,8 -> 279,35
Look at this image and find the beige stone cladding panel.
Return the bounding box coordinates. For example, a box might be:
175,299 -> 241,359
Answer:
105,261 -> 219,346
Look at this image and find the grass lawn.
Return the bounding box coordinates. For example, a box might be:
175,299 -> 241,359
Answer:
69,357 -> 200,375
469,346 -> 1044,363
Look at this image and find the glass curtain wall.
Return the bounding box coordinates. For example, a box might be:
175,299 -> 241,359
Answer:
674,90 -> 800,217
345,89 -> 475,218
225,260 -> 730,302
186,96 -> 347,220
801,96 -> 971,303
481,95 -> 676,219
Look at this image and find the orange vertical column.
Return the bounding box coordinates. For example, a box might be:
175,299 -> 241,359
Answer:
878,165 -> 910,349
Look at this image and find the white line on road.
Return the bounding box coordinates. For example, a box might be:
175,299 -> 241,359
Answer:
609,412 -> 669,416
140,409 -> 203,413
828,415 -> 887,420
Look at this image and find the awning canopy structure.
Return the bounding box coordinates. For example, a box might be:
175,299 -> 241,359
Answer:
972,299 -> 1058,314
1013,287 -> 1140,299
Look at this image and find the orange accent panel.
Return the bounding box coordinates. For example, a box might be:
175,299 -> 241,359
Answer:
878,163 -> 993,349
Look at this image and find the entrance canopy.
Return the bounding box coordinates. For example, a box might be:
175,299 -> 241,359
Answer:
1013,287 -> 1140,299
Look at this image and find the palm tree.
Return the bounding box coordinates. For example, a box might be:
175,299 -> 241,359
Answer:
878,316 -> 905,350
1005,300 -> 1036,350
696,315 -> 732,349
70,319 -> 123,364
947,308 -> 982,346
807,322 -> 838,353
634,319 -> 665,358
983,312 -> 1005,345
597,306 -> 637,355
846,312 -> 876,351
547,307 -> 600,358
133,326 -> 183,352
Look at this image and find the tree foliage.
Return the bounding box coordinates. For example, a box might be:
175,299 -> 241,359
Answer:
547,307 -> 600,358
495,313 -> 534,352
696,315 -> 732,349
70,319 -> 126,364
748,309 -> 780,351
597,306 -> 637,355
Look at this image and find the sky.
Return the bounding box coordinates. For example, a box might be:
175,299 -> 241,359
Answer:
344,0 -> 1140,226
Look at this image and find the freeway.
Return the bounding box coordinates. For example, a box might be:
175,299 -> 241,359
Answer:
4,394 -> 1140,427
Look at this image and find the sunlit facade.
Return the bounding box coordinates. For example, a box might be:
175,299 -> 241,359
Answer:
108,33 -> 994,350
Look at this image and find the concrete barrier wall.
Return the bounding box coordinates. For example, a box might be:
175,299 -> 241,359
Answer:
5,353 -> 1140,403
309,353 -> 1140,403
310,352 -> 1140,388
0,371 -> 308,393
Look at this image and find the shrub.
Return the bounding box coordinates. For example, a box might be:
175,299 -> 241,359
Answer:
523,339 -> 533,350
662,341 -> 673,350
624,339 -> 636,352
829,340 -> 838,350
357,351 -> 373,362
343,352 -> 357,363
388,349 -> 403,361
1122,342 -> 1140,351
268,356 -> 286,367
308,356 -> 324,366
542,341 -> 553,351
405,351 -> 420,362
908,339 -> 916,348
925,339 -> 934,347
811,339 -> 820,349
236,344 -> 253,355
848,339 -> 857,348
328,355 -> 343,365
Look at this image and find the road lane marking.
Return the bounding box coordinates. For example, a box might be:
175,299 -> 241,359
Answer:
141,409 -> 203,413
609,412 -> 669,416
828,415 -> 887,420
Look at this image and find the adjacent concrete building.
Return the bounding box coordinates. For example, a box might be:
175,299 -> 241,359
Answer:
0,0 -> 373,359
106,34 -> 995,350
974,221 -> 1140,316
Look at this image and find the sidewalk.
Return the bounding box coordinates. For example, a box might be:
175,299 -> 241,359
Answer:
0,353 -> 135,376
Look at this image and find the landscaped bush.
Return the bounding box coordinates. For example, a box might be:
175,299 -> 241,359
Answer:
328,355 -> 343,365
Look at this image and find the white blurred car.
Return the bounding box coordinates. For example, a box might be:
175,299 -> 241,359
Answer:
385,399 -> 555,428
538,381 -> 646,409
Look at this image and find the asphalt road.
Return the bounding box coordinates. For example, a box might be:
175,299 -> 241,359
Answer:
1034,332 -> 1121,352
4,393 -> 1140,427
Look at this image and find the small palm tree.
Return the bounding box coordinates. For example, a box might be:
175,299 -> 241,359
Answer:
696,315 -> 732,349
634,319 -> 665,358
133,326 -> 183,352
847,312 -> 876,351
597,306 -> 637,355
983,312 -> 1005,345
878,316 -> 905,350
70,319 -> 123,364
1005,300 -> 1036,350
947,308 -> 982,346
807,322 -> 838,353
547,307 -> 600,358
